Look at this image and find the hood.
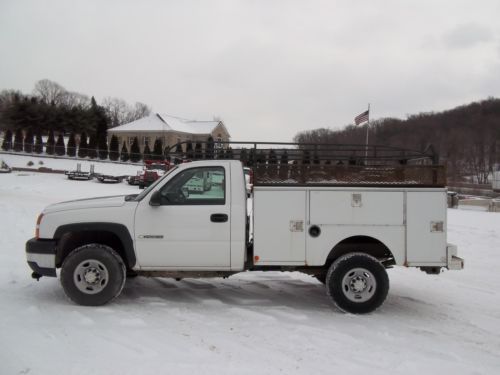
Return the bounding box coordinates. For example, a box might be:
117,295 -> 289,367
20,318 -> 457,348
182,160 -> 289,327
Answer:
43,195 -> 130,214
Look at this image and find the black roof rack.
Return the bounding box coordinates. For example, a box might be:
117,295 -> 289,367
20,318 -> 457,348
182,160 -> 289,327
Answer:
166,141 -> 445,187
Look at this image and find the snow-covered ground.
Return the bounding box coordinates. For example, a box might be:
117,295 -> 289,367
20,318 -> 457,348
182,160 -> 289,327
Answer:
1,152 -> 142,176
1,165 -> 500,374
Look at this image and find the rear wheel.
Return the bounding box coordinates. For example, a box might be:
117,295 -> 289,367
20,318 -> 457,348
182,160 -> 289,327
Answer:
326,253 -> 389,314
60,244 -> 126,306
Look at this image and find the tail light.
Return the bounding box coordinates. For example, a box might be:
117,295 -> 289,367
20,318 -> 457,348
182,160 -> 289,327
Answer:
35,213 -> 44,239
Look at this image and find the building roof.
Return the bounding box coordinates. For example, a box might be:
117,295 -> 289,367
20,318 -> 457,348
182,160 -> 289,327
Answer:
109,113 -> 226,136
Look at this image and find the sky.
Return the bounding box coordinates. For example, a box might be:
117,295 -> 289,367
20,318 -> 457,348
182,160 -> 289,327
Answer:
1,0 -> 499,142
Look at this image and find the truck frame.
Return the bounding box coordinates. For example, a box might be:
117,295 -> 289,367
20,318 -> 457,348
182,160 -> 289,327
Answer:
26,142 -> 463,314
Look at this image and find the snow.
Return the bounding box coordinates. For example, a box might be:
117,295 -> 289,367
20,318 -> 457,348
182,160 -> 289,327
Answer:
1,160 -> 500,374
108,113 -> 172,133
109,113 -> 220,135
1,153 -> 142,176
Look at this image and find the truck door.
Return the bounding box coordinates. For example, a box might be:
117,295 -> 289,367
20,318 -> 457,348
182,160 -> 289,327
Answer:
134,166 -> 230,268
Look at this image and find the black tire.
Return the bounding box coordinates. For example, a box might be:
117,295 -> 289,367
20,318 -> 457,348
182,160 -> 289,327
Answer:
326,253 -> 389,314
139,184 -> 144,189
60,244 -> 126,306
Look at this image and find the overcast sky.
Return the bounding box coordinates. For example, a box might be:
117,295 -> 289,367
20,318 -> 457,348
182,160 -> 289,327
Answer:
1,0 -> 499,141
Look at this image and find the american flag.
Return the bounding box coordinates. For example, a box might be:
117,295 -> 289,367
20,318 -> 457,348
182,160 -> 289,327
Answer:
354,110 -> 369,125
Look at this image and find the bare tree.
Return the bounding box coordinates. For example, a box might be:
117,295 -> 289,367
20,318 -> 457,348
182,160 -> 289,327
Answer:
60,91 -> 90,108
128,102 -> 151,122
33,79 -> 67,105
102,97 -> 151,127
102,97 -> 128,127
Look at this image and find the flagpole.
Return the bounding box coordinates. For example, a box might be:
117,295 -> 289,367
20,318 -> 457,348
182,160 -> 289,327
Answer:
364,103 -> 370,160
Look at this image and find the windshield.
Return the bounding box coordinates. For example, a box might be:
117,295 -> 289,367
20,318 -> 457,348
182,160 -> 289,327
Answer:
134,166 -> 178,201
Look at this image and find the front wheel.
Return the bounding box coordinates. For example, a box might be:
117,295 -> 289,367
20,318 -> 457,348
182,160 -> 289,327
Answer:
60,244 -> 126,306
326,253 -> 389,314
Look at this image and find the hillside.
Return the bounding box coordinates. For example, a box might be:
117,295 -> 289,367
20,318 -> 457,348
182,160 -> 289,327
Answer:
294,98 -> 500,183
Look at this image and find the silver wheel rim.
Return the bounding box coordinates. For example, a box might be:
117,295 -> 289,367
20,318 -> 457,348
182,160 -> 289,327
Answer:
73,259 -> 109,295
341,267 -> 377,303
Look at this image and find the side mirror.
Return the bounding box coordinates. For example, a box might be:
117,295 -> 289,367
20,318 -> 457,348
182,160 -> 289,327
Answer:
149,191 -> 161,206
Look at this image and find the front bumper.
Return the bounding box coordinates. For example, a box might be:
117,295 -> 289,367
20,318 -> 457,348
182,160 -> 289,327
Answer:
26,238 -> 57,278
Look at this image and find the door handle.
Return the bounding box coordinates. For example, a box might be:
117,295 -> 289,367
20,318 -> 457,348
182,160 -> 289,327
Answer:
211,213 -> 228,223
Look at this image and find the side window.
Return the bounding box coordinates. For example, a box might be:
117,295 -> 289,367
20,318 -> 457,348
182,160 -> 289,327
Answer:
159,167 -> 225,205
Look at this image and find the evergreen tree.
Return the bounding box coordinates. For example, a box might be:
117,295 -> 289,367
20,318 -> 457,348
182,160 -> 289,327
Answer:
34,131 -> 43,154
130,137 -> 141,162
23,128 -> 34,153
13,128 -> 23,152
98,136 -> 108,159
90,96 -> 109,141
109,135 -> 119,161
2,129 -> 13,151
153,138 -> 163,160
186,141 -> 194,159
55,133 -> 66,156
194,142 -> 203,160
143,141 -> 152,160
67,133 -> 76,157
78,132 -> 88,158
120,141 -> 129,162
174,143 -> 183,164
205,136 -> 214,159
46,129 -> 55,155
87,134 -> 97,159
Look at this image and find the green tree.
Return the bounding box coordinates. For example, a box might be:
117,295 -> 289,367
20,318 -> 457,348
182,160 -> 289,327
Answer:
174,142 -> 183,164
23,128 -> 34,153
2,129 -> 13,151
120,141 -> 129,162
98,136 -> 108,159
67,133 -> 76,157
109,135 -> 119,161
152,138 -> 163,160
13,128 -> 23,152
143,141 -> 152,160
34,131 -> 43,154
55,133 -> 65,156
78,132 -> 88,158
186,141 -> 194,159
46,129 -> 55,155
87,134 -> 97,159
194,142 -> 203,160
130,137 -> 141,162
205,136 -> 214,159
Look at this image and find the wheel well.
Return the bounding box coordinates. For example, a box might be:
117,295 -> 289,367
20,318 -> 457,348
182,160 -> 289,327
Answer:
325,236 -> 395,268
56,231 -> 130,269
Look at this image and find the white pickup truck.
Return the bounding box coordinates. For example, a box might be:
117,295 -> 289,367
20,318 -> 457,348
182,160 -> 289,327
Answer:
26,143 -> 464,313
